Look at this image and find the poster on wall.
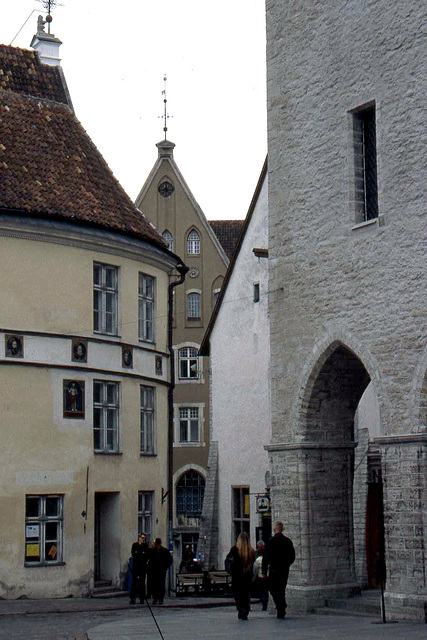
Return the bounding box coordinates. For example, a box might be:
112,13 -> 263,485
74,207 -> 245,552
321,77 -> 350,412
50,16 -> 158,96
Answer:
63,380 -> 85,419
25,543 -> 40,558
25,525 -> 40,539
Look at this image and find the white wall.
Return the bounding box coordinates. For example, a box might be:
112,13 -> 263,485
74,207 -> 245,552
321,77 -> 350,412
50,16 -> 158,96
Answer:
210,172 -> 270,564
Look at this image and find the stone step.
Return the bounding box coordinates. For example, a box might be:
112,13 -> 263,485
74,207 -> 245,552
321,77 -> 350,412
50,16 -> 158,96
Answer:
316,591 -> 382,617
314,606 -> 379,618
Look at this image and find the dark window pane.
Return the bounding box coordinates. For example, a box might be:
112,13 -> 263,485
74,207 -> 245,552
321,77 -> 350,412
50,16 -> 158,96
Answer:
46,497 -> 58,517
26,497 -> 40,518
45,521 -> 58,540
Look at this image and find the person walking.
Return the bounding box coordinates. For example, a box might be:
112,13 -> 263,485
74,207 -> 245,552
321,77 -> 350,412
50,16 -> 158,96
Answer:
129,533 -> 149,604
225,532 -> 255,621
253,541 -> 269,611
262,521 -> 295,618
148,538 -> 172,605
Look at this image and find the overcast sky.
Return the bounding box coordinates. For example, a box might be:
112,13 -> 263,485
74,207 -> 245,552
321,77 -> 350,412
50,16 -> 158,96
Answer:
3,1 -> 267,221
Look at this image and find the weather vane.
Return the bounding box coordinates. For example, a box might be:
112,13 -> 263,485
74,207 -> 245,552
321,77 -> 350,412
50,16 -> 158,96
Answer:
36,0 -> 60,34
159,75 -> 173,140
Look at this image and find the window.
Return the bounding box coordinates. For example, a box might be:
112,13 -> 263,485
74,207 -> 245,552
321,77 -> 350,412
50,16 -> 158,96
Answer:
187,229 -> 200,255
187,292 -> 201,319
179,347 -> 198,379
138,491 -> 153,542
162,230 -> 173,252
179,407 -> 199,443
176,470 -> 205,516
25,495 -> 63,565
93,263 -> 118,335
139,274 -> 155,342
140,386 -> 155,454
253,282 -> 260,303
352,104 -> 378,223
232,487 -> 250,541
93,381 -> 120,452
213,289 -> 221,304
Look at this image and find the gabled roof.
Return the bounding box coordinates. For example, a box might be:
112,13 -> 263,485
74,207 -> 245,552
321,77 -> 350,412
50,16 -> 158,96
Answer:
200,156 -> 268,356
135,139 -> 231,265
0,45 -> 167,249
209,220 -> 245,260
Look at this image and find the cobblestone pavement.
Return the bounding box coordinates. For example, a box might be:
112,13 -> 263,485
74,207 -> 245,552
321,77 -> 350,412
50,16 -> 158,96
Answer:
0,597 -> 425,640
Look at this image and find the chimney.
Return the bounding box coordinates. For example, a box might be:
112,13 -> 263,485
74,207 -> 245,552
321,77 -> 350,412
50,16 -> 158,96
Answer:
30,15 -> 62,66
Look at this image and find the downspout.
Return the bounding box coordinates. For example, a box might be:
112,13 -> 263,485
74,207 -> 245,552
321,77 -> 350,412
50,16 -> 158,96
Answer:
167,263 -> 188,562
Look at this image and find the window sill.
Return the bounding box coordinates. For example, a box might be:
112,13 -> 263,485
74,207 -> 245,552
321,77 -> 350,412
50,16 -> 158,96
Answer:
187,317 -> 201,321
25,562 -> 66,568
93,331 -> 121,339
139,339 -> 156,346
174,442 -> 204,448
94,450 -> 122,456
140,452 -> 157,457
351,218 -> 378,231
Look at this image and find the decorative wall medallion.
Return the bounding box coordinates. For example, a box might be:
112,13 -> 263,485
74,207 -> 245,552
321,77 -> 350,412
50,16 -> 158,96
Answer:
72,339 -> 87,363
63,380 -> 85,419
188,267 -> 199,278
155,355 -> 163,376
158,181 -> 174,198
122,347 -> 133,369
5,334 -> 24,358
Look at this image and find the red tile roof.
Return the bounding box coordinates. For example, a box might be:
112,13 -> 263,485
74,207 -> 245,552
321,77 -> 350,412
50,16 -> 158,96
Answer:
0,45 -> 166,247
209,220 -> 244,260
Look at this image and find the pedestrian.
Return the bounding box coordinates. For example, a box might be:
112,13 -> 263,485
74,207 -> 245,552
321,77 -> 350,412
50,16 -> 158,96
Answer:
253,541 -> 269,611
262,521 -> 295,618
148,538 -> 172,605
225,532 -> 255,621
129,533 -> 149,604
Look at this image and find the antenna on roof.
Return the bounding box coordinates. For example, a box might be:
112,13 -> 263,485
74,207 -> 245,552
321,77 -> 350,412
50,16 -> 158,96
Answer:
36,0 -> 61,34
160,75 -> 173,140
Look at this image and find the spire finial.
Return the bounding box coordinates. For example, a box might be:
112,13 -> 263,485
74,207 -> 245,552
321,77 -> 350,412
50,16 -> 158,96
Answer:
160,75 -> 173,140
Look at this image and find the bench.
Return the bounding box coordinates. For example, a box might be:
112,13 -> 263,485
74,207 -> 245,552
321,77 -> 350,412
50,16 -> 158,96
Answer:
208,571 -> 233,595
175,573 -> 205,595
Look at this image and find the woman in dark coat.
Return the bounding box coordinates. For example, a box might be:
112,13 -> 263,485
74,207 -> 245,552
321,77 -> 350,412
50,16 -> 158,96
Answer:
225,532 -> 255,620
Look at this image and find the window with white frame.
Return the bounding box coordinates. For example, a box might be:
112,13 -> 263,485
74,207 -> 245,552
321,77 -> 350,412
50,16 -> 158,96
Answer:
179,407 -> 200,443
139,273 -> 155,342
140,386 -> 155,454
187,229 -> 200,255
179,347 -> 198,379
187,292 -> 201,319
138,491 -> 153,542
176,470 -> 205,516
93,381 -> 120,452
93,263 -> 118,335
232,487 -> 250,542
25,495 -> 63,565
162,230 -> 174,252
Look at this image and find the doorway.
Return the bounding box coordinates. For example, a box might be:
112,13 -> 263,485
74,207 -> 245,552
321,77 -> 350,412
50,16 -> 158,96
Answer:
94,492 -> 121,584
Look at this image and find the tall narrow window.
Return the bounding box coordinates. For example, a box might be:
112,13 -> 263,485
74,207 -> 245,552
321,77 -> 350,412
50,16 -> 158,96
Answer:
187,230 -> 200,255
187,292 -> 201,319
162,230 -> 174,252
353,104 -> 378,222
139,274 -> 155,342
140,386 -> 155,454
232,487 -> 250,541
138,491 -> 153,542
253,282 -> 260,303
93,263 -> 118,335
179,347 -> 198,379
176,470 -> 205,516
179,407 -> 200,443
25,495 -> 63,565
93,381 -> 120,452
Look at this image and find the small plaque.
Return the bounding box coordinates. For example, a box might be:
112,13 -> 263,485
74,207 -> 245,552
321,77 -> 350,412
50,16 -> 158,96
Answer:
188,267 -> 199,278
155,355 -> 162,375
122,347 -> 133,368
72,340 -> 87,363
5,334 -> 23,358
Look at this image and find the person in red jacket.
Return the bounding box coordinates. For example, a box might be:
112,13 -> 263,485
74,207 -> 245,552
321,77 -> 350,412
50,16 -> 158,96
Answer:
262,521 -> 295,618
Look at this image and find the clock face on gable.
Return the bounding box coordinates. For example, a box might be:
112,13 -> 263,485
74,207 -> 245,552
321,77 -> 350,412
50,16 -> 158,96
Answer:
158,181 -> 175,198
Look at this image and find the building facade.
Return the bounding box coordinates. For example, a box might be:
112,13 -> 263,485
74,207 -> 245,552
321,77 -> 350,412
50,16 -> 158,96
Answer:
267,0 -> 427,620
0,33 -> 183,598
135,142 -> 242,570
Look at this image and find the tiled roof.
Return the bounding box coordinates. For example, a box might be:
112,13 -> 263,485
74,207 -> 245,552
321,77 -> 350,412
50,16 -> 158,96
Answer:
209,220 -> 244,260
0,45 -> 166,248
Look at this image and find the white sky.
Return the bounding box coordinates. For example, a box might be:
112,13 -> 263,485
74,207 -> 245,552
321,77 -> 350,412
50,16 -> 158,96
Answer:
3,0 -> 267,221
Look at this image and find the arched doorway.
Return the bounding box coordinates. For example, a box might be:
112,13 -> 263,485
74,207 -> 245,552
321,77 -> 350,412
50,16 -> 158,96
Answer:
296,342 -> 371,590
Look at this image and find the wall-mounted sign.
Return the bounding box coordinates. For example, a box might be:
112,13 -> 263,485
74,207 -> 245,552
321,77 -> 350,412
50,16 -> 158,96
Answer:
26,543 -> 40,557
256,496 -> 270,513
26,525 -> 39,539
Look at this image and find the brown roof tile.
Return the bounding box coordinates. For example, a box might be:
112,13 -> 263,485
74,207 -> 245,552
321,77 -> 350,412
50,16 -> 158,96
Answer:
0,45 -> 166,248
209,220 -> 244,259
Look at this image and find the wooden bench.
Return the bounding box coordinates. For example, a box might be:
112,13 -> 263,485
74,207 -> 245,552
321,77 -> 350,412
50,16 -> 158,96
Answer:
208,570 -> 232,595
175,572 -> 205,595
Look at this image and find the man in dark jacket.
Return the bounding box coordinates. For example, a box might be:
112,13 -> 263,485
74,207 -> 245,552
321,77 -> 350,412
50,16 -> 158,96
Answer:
148,538 -> 173,605
129,533 -> 149,604
262,521 -> 295,618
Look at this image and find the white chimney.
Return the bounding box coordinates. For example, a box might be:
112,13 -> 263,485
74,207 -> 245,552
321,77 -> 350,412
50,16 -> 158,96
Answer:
30,15 -> 62,66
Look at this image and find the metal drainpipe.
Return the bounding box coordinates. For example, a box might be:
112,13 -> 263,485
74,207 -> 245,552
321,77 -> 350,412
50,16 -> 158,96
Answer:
167,263 -> 188,566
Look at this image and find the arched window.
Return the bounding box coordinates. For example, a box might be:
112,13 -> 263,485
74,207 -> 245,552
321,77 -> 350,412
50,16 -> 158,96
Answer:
162,230 -> 173,252
176,470 -> 205,515
187,292 -> 201,319
179,347 -> 198,379
187,229 -> 200,255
